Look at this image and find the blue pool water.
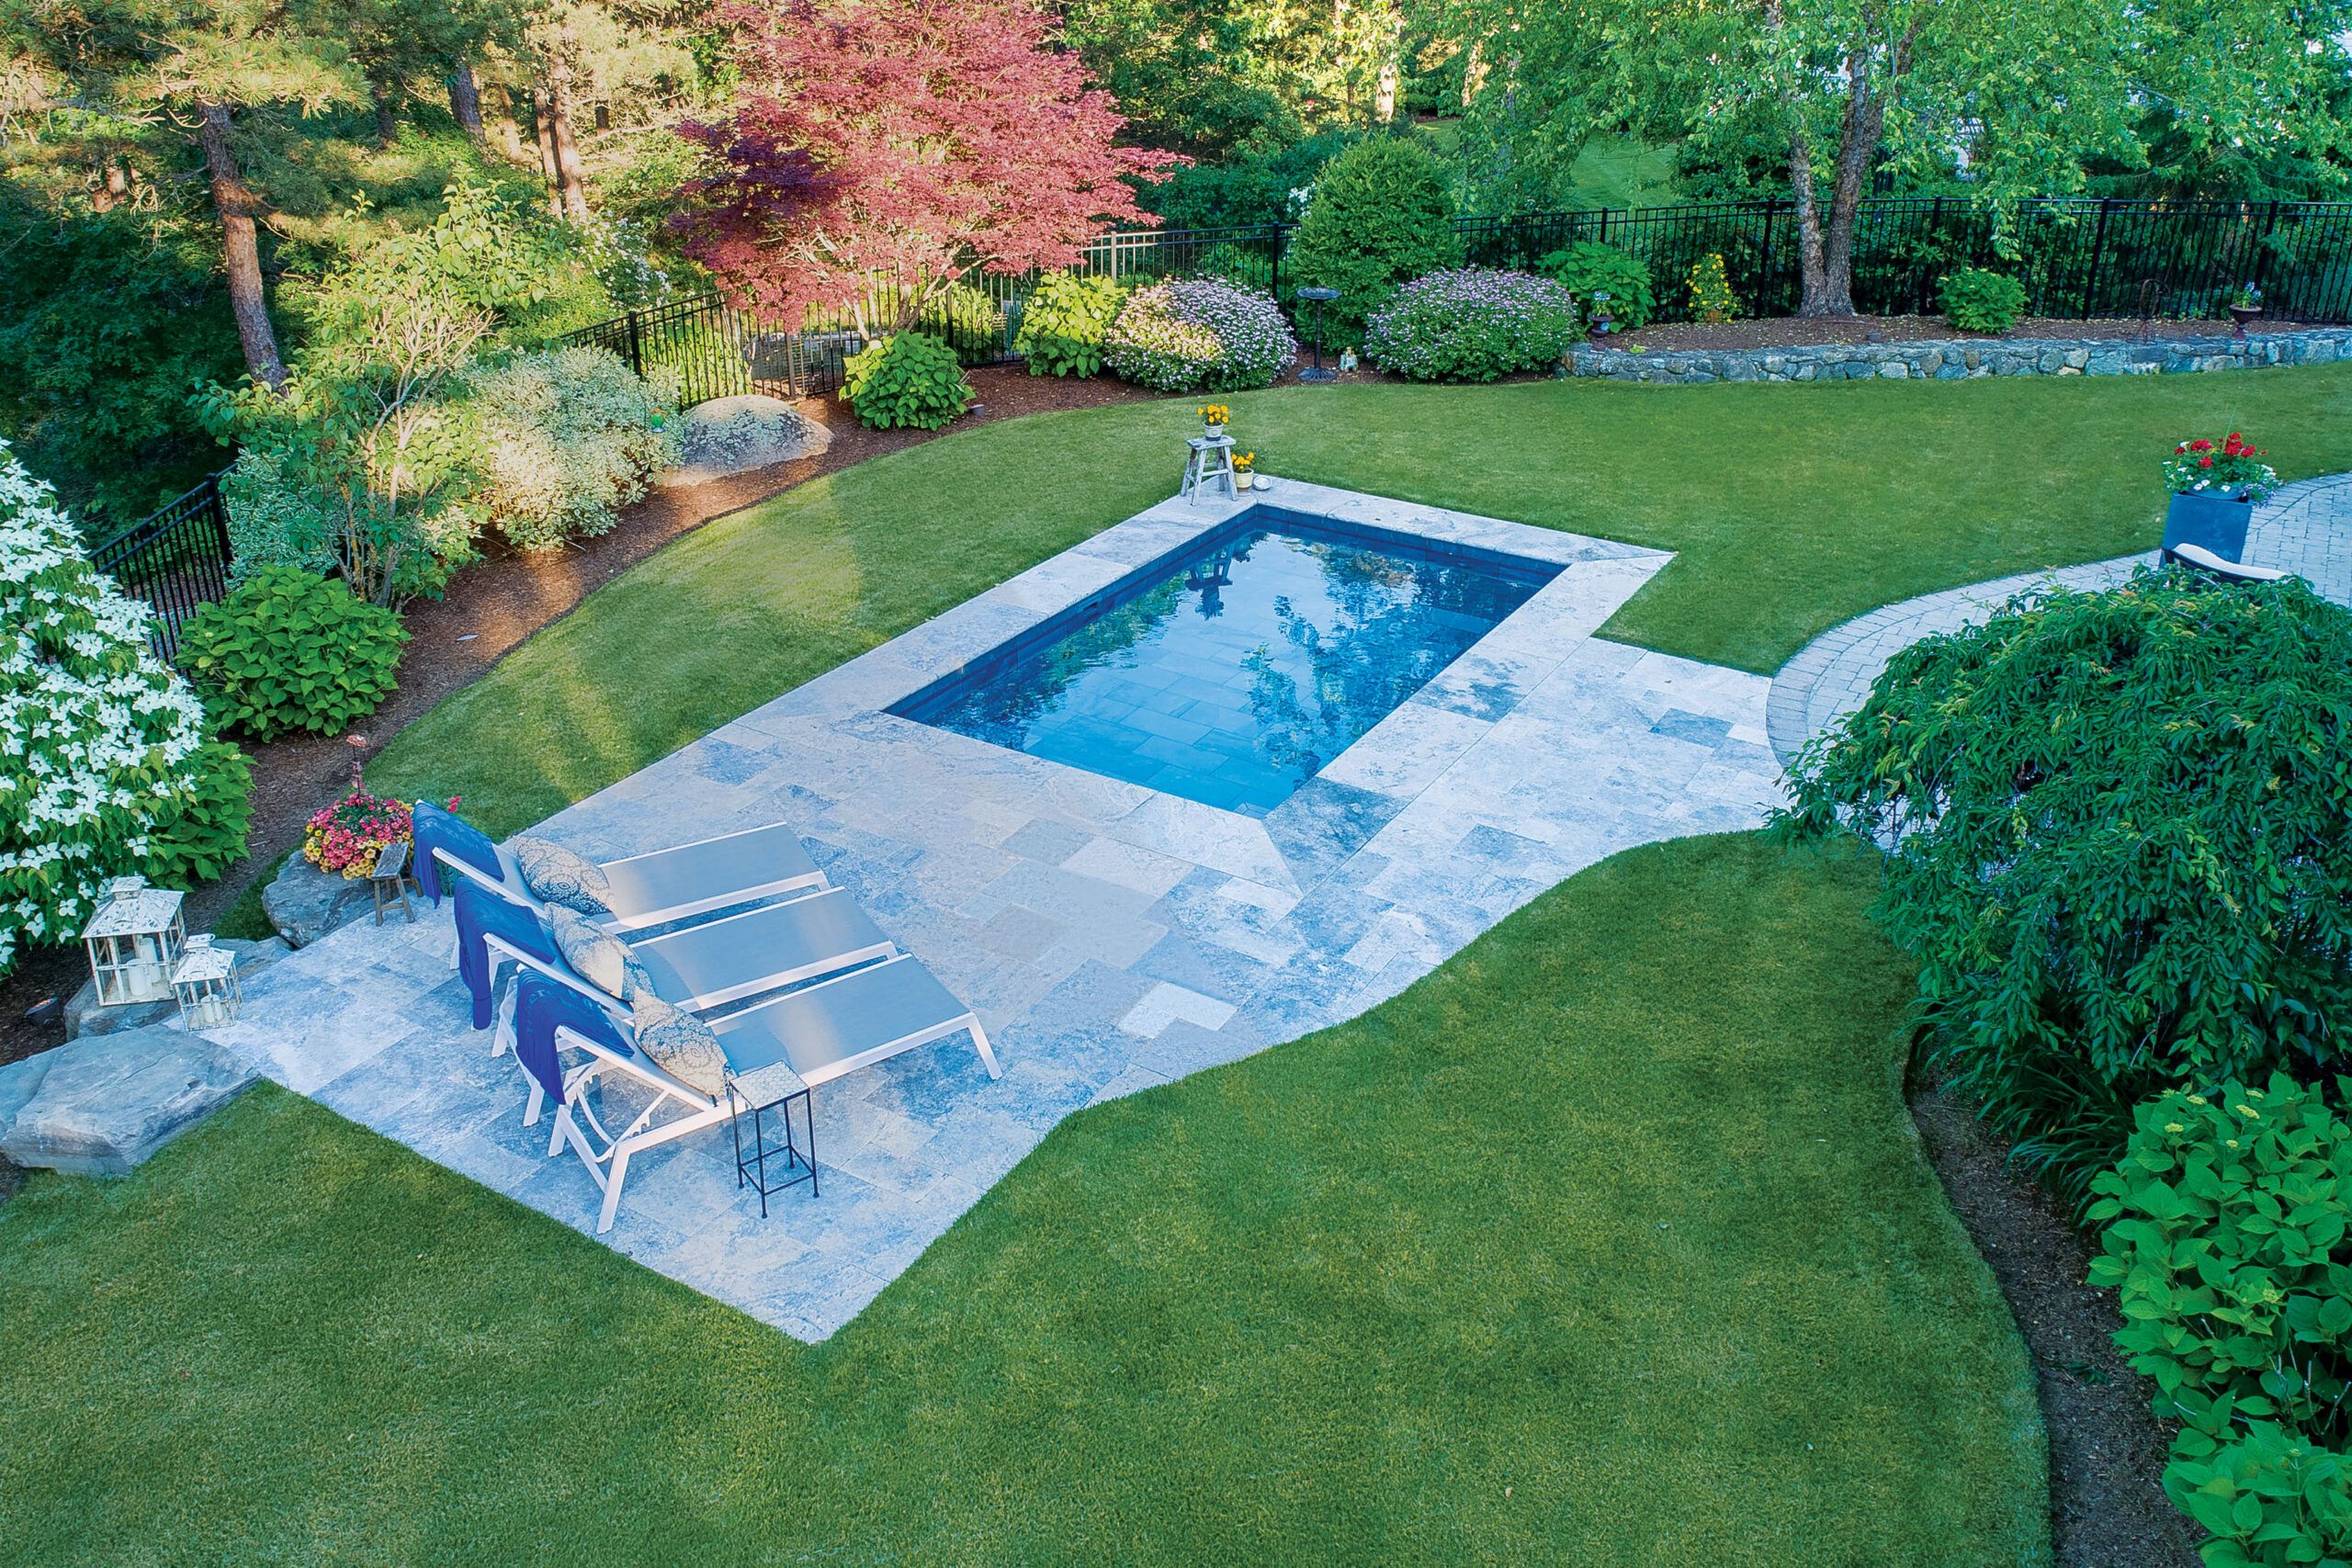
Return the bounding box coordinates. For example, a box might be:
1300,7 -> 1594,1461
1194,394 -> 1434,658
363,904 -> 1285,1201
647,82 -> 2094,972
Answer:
894,509 -> 1556,814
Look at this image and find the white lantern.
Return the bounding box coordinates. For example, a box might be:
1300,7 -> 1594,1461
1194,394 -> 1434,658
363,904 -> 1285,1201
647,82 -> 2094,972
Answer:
171,934 -> 242,1029
80,875 -> 187,1007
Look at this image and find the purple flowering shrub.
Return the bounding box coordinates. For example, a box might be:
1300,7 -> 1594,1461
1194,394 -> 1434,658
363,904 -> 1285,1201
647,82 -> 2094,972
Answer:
1105,278 -> 1298,392
1363,268 -> 1582,382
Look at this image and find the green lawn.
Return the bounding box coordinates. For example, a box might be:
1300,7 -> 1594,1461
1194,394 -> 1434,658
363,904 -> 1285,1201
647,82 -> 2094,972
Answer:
372,365 -> 2352,839
0,835 -> 2048,1564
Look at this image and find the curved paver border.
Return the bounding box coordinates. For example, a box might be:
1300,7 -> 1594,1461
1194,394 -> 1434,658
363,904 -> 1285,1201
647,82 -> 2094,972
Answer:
1767,472 -> 2352,765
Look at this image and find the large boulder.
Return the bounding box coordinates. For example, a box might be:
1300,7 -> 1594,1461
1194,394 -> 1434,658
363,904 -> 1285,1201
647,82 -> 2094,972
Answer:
63,934 -> 292,1040
656,394 -> 831,488
264,859 -> 378,949
0,1026 -> 257,1177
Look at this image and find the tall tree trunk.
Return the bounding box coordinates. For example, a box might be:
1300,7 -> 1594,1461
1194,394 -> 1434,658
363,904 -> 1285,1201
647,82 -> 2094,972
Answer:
447,60 -> 484,139
548,25 -> 591,221
195,101 -> 287,391
530,86 -> 564,217
368,75 -> 400,147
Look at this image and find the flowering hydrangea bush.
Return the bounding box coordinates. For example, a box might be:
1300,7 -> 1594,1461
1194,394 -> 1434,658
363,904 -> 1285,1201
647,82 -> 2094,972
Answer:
2164,432 -> 2279,500
1363,269 -> 1582,382
0,442 -> 209,975
303,774 -> 423,879
1105,279 -> 1296,392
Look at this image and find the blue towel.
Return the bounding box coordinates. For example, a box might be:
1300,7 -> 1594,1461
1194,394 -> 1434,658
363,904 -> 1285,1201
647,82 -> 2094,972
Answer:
511,971 -> 630,1110
454,879 -> 556,1030
414,800 -> 501,905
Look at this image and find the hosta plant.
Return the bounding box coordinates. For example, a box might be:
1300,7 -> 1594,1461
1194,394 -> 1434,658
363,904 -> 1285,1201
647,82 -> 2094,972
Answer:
1780,568 -> 2352,1210
1363,268 -> 1580,382
179,566 -> 408,741
1540,241 -> 1656,331
2165,432 -> 2280,500
1104,279 -> 1295,392
2088,1076 -> 2352,1449
841,332 -> 973,430
0,441 -> 210,975
2160,1422 -> 2352,1566
1939,267 -> 2029,333
1015,273 -> 1125,378
146,740 -> 254,886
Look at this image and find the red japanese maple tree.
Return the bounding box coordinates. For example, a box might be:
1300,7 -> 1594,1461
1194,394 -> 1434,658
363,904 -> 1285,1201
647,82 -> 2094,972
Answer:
677,0 -> 1179,333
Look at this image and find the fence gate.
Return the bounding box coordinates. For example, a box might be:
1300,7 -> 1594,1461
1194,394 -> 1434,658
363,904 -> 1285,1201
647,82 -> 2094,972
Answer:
89,473 -> 233,664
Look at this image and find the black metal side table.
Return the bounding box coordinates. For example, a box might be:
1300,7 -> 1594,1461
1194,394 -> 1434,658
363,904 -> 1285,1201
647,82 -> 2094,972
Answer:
727,1062 -> 818,1216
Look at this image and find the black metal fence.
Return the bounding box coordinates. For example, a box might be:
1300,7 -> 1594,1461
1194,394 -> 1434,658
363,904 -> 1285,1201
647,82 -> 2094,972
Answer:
88,471 -> 232,663
563,196 -> 2352,402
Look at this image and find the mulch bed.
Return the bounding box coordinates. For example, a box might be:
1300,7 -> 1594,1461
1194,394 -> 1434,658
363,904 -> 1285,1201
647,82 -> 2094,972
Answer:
0,366 -> 1154,1069
1615,312 -> 2313,353
1910,1071 -> 2202,1567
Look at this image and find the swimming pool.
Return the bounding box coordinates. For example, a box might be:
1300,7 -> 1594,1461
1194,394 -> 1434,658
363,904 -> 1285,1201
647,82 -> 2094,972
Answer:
891,506 -> 1559,813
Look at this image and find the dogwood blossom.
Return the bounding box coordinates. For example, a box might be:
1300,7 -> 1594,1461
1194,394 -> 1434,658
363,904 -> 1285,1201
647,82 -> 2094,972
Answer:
0,442 -> 208,975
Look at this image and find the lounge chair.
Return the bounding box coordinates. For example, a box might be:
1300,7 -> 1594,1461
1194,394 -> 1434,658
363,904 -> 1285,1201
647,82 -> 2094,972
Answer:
517,953 -> 999,1233
414,800 -> 829,933
2167,541 -> 2292,584
452,878 -> 898,1125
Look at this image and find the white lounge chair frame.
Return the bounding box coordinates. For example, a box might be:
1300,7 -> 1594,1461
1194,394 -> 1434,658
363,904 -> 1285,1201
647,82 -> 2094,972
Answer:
432,821 -> 829,935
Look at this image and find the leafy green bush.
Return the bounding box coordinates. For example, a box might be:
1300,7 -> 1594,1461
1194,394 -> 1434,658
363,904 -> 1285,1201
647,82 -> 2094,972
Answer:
147,739 -> 254,886
1363,268 -> 1581,381
1015,274 -> 1125,378
1104,278 -> 1295,392
1137,129 -> 1362,229
921,283 -> 1006,365
1940,267 -> 2030,333
179,567 -> 409,740
1280,137 -> 1463,339
460,347 -> 684,551
2161,1423 -> 2352,1565
1781,570 -> 2352,1209
840,333 -> 972,430
1540,241 -> 1657,331
2089,1076 -> 2352,1449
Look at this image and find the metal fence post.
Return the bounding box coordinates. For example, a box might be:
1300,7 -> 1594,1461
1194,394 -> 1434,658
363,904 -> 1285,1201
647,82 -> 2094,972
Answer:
624,308 -> 646,380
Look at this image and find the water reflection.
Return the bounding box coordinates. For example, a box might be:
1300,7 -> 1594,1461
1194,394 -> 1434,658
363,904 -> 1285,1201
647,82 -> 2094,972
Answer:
913,525 -> 1547,813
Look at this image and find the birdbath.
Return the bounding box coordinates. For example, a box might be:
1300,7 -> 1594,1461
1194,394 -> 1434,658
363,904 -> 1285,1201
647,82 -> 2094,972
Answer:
1296,287 -> 1340,382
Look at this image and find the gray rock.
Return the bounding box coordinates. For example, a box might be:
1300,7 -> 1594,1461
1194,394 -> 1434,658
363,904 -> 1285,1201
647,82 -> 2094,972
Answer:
264,859 -> 379,949
657,394 -> 832,488
0,1026 -> 256,1177
0,1049 -> 60,1133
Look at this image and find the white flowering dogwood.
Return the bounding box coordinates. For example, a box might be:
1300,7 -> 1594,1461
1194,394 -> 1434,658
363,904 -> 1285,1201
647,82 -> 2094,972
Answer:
0,442 -> 208,975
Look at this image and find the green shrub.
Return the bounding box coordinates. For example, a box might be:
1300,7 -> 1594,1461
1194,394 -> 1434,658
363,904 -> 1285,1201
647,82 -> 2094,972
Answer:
1780,570 -> 2352,1209
147,739 -> 254,886
460,346 -> 684,552
922,283 -> 1006,364
1015,274 -> 1125,378
220,445 -> 341,584
1280,137 -> 1463,338
179,567 -> 409,740
1540,241 -> 1657,331
1940,267 -> 2030,333
2089,1076 -> 2352,1449
1363,268 -> 1580,381
2161,1423 -> 2352,1565
1687,253 -> 1740,322
840,333 -> 972,430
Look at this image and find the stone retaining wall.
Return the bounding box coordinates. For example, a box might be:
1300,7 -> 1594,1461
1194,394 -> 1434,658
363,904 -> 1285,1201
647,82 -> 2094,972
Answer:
1563,327 -> 2352,385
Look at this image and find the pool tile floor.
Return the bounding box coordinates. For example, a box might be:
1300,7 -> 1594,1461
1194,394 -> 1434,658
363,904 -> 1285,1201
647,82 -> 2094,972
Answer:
210,479 -> 1784,1341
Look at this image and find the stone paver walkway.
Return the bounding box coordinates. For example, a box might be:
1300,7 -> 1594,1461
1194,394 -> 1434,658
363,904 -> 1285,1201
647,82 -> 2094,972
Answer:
211,480 -> 1785,1342
1767,472 -> 2352,764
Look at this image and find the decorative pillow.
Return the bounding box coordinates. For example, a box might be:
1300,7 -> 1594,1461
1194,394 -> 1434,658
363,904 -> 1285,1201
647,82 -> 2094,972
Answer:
549,907 -> 652,1003
510,835 -> 612,917
630,995 -> 729,1095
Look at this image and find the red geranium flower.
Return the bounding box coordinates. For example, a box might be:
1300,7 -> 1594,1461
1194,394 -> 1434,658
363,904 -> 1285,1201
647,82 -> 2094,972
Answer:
2188,439 -> 2215,452
2199,456 -> 2214,468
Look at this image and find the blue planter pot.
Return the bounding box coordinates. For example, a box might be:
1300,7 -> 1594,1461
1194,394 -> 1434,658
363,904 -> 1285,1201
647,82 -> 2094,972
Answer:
2162,489 -> 2255,561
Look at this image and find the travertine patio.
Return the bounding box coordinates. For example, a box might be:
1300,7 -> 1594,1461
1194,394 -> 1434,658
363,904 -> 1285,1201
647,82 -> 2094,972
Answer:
208,480 -> 1785,1340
